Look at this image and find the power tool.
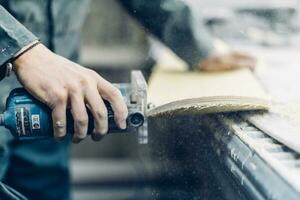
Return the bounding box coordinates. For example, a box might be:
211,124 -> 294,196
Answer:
0,71 -> 148,144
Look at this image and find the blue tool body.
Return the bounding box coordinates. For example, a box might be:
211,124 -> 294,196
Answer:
0,88 -> 144,140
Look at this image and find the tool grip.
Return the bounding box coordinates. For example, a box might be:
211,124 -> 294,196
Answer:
2,88 -> 144,140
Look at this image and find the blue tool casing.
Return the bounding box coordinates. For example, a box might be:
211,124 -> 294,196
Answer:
3,88 -> 144,140
4,88 -> 52,139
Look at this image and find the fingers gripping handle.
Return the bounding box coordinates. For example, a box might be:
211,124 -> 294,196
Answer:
0,70 -> 148,142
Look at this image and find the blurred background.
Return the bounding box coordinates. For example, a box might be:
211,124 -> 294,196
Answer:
72,0 -> 300,199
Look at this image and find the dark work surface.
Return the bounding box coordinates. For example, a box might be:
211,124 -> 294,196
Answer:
144,113 -> 300,200
147,115 -> 235,200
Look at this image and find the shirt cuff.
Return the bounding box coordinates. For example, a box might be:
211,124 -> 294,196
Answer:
0,5 -> 38,80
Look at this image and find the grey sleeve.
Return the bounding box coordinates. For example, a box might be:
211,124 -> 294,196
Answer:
0,5 -> 37,80
119,0 -> 215,69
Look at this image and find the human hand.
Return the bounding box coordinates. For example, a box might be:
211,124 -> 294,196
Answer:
198,51 -> 256,72
13,43 -> 128,143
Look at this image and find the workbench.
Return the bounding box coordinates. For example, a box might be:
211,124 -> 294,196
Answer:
147,43 -> 300,199
209,44 -> 300,199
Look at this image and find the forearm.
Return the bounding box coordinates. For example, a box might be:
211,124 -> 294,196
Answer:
0,5 -> 37,80
119,0 -> 215,69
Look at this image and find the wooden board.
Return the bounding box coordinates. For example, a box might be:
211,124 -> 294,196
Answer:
147,67 -> 270,116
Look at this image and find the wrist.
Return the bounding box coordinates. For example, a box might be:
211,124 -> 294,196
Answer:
12,41 -> 42,71
0,41 -> 41,78
14,40 -> 40,59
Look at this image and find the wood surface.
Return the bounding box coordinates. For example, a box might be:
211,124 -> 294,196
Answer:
147,66 -> 270,116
